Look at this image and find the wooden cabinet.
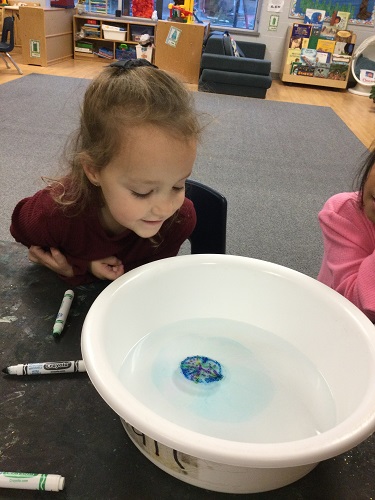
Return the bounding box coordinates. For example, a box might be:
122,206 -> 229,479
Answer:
154,20 -> 209,85
19,7 -> 74,66
73,14 -> 156,61
280,26 -> 356,90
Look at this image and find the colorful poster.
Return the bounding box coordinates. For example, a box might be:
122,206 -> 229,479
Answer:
289,0 -> 375,26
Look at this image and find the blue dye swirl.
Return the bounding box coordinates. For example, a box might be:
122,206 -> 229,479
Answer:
180,355 -> 223,384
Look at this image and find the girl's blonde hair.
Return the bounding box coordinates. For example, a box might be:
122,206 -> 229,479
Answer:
52,62 -> 202,213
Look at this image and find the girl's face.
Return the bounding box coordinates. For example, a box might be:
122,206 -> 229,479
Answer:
362,164 -> 375,224
85,124 -> 197,237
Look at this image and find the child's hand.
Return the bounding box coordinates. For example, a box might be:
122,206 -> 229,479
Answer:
28,246 -> 74,277
89,256 -> 125,281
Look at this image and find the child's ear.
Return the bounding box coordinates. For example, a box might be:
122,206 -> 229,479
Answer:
82,162 -> 100,186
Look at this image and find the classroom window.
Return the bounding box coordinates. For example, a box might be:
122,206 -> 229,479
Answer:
92,0 -> 261,32
192,0 -> 260,30
157,0 -> 261,30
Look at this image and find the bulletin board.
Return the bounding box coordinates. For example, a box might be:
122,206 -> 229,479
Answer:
289,0 -> 375,26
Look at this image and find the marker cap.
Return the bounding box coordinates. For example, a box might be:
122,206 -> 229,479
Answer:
45,474 -> 65,491
77,360 -> 86,372
52,325 -> 64,337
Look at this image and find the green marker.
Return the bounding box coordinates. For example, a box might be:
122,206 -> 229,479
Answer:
53,290 -> 74,337
0,472 -> 65,491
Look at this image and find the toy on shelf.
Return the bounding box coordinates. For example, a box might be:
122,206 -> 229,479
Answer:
168,0 -> 194,23
136,33 -> 154,62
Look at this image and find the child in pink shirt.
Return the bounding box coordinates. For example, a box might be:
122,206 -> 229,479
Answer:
318,145 -> 375,321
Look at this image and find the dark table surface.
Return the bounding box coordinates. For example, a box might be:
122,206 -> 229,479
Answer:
1,241 -> 374,500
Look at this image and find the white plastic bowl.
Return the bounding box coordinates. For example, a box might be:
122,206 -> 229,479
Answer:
81,255 -> 375,494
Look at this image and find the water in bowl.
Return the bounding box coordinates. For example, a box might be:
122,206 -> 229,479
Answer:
119,318 -> 336,443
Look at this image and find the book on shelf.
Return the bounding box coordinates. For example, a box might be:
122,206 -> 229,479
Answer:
335,30 -> 354,43
300,48 -> 317,66
316,51 -> 331,63
316,39 -> 336,53
286,48 -> 301,65
331,11 -> 351,30
84,30 -> 101,38
75,51 -> 95,57
296,64 -> 315,77
76,41 -> 94,49
319,26 -> 337,39
289,24 -> 312,49
291,23 -> 312,38
304,9 -> 325,27
334,41 -> 354,55
314,65 -> 330,78
96,47 -> 114,59
328,63 -> 349,80
332,54 -> 351,64
75,46 -> 93,53
307,26 -> 321,49
290,62 -> 302,74
316,62 -> 330,69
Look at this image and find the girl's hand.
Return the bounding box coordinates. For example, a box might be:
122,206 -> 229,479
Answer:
89,256 -> 125,281
28,246 -> 74,277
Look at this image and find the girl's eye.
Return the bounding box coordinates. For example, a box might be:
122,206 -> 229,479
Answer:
131,190 -> 152,199
130,186 -> 185,198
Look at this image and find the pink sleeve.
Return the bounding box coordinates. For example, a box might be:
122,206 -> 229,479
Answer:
318,203 -> 375,321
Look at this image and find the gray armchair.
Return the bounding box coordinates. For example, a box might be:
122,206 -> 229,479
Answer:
198,32 -> 272,98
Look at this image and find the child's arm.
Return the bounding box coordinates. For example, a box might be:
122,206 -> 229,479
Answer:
318,196 -> 375,321
28,246 -> 74,278
88,256 -> 124,280
29,246 -> 124,282
11,190 -> 107,285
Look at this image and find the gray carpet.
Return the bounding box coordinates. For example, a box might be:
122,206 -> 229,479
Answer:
0,73 -> 368,278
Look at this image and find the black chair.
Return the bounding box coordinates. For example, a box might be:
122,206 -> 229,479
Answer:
185,179 -> 227,254
0,16 -> 23,75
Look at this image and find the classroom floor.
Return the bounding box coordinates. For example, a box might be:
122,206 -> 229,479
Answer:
0,47 -> 374,149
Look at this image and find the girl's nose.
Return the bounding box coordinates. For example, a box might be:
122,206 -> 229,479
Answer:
151,196 -> 175,218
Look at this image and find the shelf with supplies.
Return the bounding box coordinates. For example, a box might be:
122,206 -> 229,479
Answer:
73,14 -> 156,61
89,0 -> 108,15
280,25 -> 356,90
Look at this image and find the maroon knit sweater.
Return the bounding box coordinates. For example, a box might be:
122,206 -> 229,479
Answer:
10,188 -> 196,286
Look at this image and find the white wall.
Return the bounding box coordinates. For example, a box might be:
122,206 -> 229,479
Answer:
236,2 -> 375,74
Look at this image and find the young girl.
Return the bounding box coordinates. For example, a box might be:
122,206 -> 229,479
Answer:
10,60 -> 202,286
318,144 -> 375,321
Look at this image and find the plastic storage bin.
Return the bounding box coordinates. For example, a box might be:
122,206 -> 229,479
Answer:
115,47 -> 136,60
102,26 -> 126,41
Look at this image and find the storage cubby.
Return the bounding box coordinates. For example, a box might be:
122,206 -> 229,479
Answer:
73,14 -> 156,61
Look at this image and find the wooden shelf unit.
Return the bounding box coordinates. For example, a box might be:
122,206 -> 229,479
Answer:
154,20 -> 209,85
280,26 -> 356,90
19,7 -> 74,67
73,14 -> 156,61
